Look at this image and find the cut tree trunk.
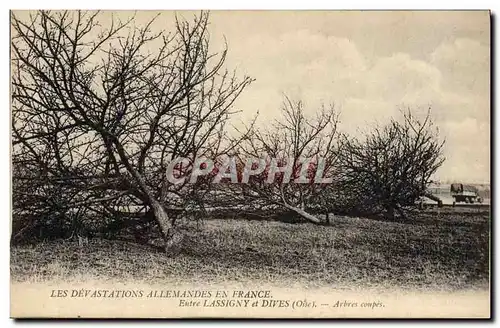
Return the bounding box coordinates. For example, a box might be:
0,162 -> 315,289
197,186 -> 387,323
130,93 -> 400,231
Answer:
385,206 -> 395,220
283,203 -> 322,224
396,206 -> 408,221
423,192 -> 443,207
326,212 -> 333,225
149,198 -> 176,253
111,138 -> 179,253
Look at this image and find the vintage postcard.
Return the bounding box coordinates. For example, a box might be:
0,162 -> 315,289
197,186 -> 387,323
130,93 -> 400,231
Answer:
10,10 -> 490,318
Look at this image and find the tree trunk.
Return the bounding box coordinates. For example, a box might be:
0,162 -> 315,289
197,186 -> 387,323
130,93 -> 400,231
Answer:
111,138 -> 179,253
113,145 -> 181,254
282,203 -> 322,224
385,206 -> 395,220
326,212 -> 333,225
396,206 -> 408,221
423,192 -> 443,207
149,198 -> 176,254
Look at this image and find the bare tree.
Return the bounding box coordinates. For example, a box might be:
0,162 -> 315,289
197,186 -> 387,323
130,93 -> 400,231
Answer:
336,108 -> 445,220
228,97 -> 340,224
11,10 -> 253,251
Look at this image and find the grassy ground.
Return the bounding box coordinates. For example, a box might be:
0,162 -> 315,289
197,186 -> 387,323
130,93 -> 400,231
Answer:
11,209 -> 490,291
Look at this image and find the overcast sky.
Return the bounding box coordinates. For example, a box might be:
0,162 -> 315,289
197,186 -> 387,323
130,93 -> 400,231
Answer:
13,10 -> 491,184
202,11 -> 490,184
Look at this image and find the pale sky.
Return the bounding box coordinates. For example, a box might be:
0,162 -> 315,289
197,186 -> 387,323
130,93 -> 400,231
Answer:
13,10 -> 491,184
203,11 -> 491,184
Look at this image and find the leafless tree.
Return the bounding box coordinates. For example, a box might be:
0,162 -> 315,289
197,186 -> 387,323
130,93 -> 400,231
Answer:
336,108 -> 445,220
11,10 -> 253,251
228,97 -> 340,224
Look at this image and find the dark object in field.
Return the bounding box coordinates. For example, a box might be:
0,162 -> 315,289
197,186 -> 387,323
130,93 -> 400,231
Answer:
245,247 -> 258,253
451,183 -> 483,205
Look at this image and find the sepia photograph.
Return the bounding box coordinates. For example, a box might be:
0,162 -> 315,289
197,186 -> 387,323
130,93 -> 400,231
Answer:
9,9 -> 491,318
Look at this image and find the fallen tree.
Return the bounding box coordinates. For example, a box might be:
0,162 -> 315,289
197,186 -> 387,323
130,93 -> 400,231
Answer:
227,97 -> 340,224
11,10 -> 253,251
336,108 -> 445,220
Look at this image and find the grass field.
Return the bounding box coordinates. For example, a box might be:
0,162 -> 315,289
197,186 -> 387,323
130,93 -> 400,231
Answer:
11,208 -> 490,291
